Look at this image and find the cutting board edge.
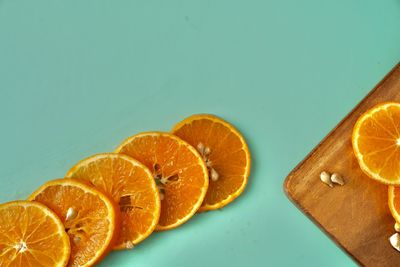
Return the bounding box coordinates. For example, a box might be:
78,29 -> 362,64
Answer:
283,62 -> 400,266
284,181 -> 363,265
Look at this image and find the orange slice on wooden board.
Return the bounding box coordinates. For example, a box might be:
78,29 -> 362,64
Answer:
28,179 -> 119,267
352,102 -> 400,185
0,200 -> 70,267
172,114 -> 251,211
389,186 -> 400,223
65,153 -> 160,250
115,132 -> 208,231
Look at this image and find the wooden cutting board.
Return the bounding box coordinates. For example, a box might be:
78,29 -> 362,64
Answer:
284,63 -> 400,267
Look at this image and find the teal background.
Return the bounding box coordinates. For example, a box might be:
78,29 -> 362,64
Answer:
0,0 -> 399,266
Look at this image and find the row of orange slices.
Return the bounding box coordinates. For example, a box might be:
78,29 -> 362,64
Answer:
0,114 -> 251,267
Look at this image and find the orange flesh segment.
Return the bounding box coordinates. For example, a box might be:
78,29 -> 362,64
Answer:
28,179 -> 118,267
0,201 -> 70,267
116,132 -> 208,230
66,153 -> 160,249
172,114 -> 251,210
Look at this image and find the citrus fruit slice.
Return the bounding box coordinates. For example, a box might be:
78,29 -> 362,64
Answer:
389,186 -> 400,223
65,153 -> 160,250
115,132 -> 208,231
172,114 -> 251,211
352,102 -> 400,184
0,200 -> 70,267
28,179 -> 119,267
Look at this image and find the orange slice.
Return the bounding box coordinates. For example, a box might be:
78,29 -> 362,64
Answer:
389,186 -> 400,223
65,153 -> 160,249
0,200 -> 70,267
352,102 -> 400,184
115,132 -> 208,231
172,114 -> 251,211
28,179 -> 119,267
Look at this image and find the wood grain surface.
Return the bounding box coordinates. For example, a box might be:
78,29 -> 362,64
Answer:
284,64 -> 400,267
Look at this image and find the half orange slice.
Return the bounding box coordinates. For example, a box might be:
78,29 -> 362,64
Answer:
352,102 -> 400,184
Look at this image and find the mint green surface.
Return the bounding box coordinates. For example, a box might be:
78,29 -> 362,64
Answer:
0,0 -> 399,266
